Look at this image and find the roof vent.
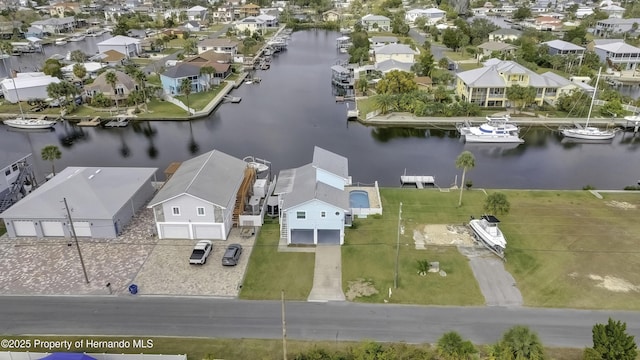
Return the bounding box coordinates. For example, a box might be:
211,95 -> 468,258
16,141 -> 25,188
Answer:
95,169 -> 101,174
88,175 -> 94,179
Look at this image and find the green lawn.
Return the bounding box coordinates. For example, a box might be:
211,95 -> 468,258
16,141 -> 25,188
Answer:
161,48 -> 178,55
240,222 -> 315,300
131,58 -> 153,66
175,86 -> 225,111
137,99 -> 188,119
342,189 -> 485,305
356,96 -> 377,119
444,50 -> 473,61
147,74 -> 161,86
458,62 -> 482,71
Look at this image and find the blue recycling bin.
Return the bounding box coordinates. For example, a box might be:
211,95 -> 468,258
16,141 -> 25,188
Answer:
128,284 -> 138,295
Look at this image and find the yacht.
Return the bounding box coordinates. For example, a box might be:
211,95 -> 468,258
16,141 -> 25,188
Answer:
54,38 -> 67,45
3,118 -> 57,130
68,34 -> 85,42
469,215 -> 507,253
457,115 -> 524,143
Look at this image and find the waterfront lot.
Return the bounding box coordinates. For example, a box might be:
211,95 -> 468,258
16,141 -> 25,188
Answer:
241,189 -> 640,309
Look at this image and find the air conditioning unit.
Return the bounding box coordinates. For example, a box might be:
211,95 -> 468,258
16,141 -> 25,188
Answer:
253,179 -> 267,198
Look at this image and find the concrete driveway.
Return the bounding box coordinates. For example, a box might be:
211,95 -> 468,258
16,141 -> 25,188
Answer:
308,245 -> 345,302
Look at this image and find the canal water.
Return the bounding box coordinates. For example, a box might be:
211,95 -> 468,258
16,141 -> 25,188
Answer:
1,30 -> 640,190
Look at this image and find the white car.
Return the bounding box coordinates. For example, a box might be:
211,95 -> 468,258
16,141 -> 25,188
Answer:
189,240 -> 213,265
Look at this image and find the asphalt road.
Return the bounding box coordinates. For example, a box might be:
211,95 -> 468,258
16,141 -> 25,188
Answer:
408,28 -> 448,61
1,296 -> 639,347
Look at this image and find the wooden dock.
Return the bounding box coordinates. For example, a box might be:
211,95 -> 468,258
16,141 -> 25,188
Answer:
77,116 -> 101,127
400,175 -> 435,189
223,96 -> 242,103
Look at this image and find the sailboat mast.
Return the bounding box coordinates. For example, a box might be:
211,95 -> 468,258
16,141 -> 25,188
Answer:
0,49 -> 26,118
585,67 -> 602,128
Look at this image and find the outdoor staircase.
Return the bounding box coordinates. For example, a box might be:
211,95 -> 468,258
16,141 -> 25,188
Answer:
280,212 -> 288,243
232,167 -> 257,227
0,162 -> 36,213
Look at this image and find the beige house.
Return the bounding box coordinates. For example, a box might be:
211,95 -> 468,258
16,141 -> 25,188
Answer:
477,41 -> 517,59
85,70 -> 137,104
235,16 -> 266,34
488,28 -> 522,42
198,38 -> 238,56
374,43 -> 417,64
323,10 -> 341,22
49,2 -> 82,17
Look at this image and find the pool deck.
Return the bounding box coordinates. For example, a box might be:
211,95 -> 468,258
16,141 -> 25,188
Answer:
347,185 -> 382,211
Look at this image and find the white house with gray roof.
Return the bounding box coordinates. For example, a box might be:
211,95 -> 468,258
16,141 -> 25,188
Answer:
594,41 -> 640,70
594,18 -> 640,37
360,14 -> 390,32
147,150 -> 247,240
0,152 -> 33,208
1,167 -> 157,239
274,147 -> 351,245
374,43 -> 417,64
405,8 -> 446,25
542,40 -> 585,57
489,28 -> 522,42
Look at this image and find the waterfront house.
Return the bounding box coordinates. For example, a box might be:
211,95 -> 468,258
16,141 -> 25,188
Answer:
322,9 -> 341,22
0,73 -> 60,104
490,5 -> 517,15
455,59 -> 572,107
539,71 -> 595,105
235,16 -> 266,35
198,38 -> 238,56
238,3 -> 260,18
61,62 -> 106,79
181,21 -> 202,31
405,8 -> 446,25
533,16 -> 562,31
374,43 -> 416,64
587,38 -> 624,52
360,14 -> 390,32
477,41 -> 517,60
489,28 -> 522,42
49,2 -> 82,18
0,151 -> 33,209
147,150 -> 247,240
472,7 -> 491,16
97,35 -> 141,58
85,70 -> 137,104
186,5 -> 208,21
594,41 -> 640,70
274,146 -> 351,246
600,4 -> 625,19
213,6 -> 234,22
594,18 -> 640,37
375,59 -> 413,73
96,49 -> 127,65
25,26 -> 44,38
1,167 -> 157,239
370,36 -> 398,48
30,17 -> 76,34
256,14 -> 277,27
161,55 -> 231,94
542,40 -> 585,57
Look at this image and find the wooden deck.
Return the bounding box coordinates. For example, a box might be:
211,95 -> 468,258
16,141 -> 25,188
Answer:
77,116 -> 101,127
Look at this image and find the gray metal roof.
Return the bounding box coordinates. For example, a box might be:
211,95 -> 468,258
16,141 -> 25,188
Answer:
490,28 -> 522,35
375,43 -> 415,55
0,151 -> 30,170
595,42 -> 640,53
312,146 -> 348,179
0,167 -> 157,219
162,63 -> 202,79
542,39 -> 585,51
148,150 -> 246,208
362,14 -> 390,21
478,41 -> 517,51
279,164 -> 349,211
370,36 -> 398,43
375,59 -> 413,73
457,60 -> 568,88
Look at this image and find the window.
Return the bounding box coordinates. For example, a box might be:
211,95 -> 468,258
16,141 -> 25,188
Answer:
4,169 -> 10,176
296,211 -> 306,219
197,207 -> 205,216
321,211 -> 326,218
11,163 -> 18,171
172,206 -> 180,215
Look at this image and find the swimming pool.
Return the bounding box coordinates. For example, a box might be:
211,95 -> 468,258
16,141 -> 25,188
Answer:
349,190 -> 370,208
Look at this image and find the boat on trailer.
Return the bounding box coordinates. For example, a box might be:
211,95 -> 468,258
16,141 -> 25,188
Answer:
469,215 -> 507,254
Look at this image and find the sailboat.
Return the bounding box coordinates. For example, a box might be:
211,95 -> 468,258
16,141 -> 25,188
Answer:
560,68 -> 618,141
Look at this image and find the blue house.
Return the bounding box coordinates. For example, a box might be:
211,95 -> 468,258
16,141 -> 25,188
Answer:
274,146 -> 352,245
160,59 -> 232,95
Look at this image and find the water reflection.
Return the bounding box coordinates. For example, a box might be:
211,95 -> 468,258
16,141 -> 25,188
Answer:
58,122 -> 89,148
118,131 -> 131,158
188,121 -> 199,154
463,142 -> 523,158
370,127 -> 428,142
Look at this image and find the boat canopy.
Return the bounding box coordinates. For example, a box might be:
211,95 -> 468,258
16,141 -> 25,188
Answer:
481,215 -> 500,223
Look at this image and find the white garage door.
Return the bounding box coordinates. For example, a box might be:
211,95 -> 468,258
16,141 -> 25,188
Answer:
13,221 -> 37,237
160,224 -> 190,239
193,224 -> 223,239
42,221 -> 65,237
73,222 -> 92,237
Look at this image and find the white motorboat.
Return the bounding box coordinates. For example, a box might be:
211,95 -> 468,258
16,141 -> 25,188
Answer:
243,156 -> 270,173
457,115 -> 524,143
561,68 -> 618,141
54,38 -> 67,45
68,34 -> 85,42
469,215 -> 507,253
3,118 -> 57,129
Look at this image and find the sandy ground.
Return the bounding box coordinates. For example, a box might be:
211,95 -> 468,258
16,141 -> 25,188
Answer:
413,224 -> 476,249
605,201 -> 637,210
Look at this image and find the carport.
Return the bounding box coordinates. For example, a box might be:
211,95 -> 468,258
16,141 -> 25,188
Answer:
317,229 -> 340,245
290,229 -> 314,245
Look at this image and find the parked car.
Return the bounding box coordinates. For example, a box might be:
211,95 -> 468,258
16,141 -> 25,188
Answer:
189,240 -> 213,265
138,53 -> 150,58
222,244 -> 243,266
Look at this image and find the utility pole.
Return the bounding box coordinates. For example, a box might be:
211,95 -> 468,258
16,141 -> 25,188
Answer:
281,289 -> 287,360
63,197 -> 89,284
394,202 -> 403,289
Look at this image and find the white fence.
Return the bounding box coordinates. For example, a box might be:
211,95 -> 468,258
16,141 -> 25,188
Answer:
1,352 -> 186,360
365,109 -> 381,120
161,93 -> 194,115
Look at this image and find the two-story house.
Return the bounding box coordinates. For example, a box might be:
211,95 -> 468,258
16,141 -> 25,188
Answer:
600,4 -> 625,19
235,16 -> 266,34
374,43 -> 416,64
49,2 -> 82,17
198,38 -> 238,56
594,18 -> 640,37
186,5 -> 207,21
238,3 -> 260,18
360,14 -> 390,32
594,41 -> 640,70
213,6 -> 234,22
477,41 -> 517,60
488,28 -> 522,42
405,8 -> 446,25
85,70 -> 137,105
256,14 -> 277,27
97,35 -> 141,58
274,146 -> 351,245
148,150 -> 248,240
30,17 -> 76,34
455,59 -> 572,107
542,39 -> 586,57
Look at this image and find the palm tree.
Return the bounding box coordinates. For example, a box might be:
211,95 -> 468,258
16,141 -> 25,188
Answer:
105,71 -> 119,112
485,192 -> 511,215
495,325 -> 545,360
133,70 -> 148,112
199,66 -> 216,91
373,93 -> 395,115
41,145 -> 62,176
72,63 -> 86,81
437,331 -> 477,360
180,77 -> 192,115
455,151 -> 475,206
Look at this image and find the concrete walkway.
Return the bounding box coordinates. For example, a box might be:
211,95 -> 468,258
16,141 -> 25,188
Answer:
307,245 -> 346,302
465,250 -> 523,307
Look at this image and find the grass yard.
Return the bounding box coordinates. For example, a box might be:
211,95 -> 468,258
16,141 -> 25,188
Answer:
240,222 -> 315,300
499,190 -> 640,310
175,86 -> 224,111
444,50 -> 473,61
458,62 -> 483,71
356,96 -> 377,119
137,99 -> 188,119
342,189 -> 485,305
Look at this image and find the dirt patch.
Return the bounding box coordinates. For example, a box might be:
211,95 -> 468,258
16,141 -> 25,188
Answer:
588,274 -> 639,292
345,278 -> 379,301
605,201 -> 637,210
413,224 -> 476,249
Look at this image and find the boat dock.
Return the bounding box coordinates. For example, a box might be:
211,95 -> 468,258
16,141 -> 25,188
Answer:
103,118 -> 129,128
223,96 -> 242,103
400,175 -> 435,188
77,116 -> 101,127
